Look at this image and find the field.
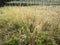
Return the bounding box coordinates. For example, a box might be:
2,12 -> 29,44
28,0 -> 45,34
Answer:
0,6 -> 60,45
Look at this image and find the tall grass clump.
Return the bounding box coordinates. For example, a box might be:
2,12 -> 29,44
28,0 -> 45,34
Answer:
0,6 -> 60,45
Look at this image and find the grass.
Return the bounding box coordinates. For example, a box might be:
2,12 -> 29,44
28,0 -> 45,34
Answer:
0,6 -> 60,45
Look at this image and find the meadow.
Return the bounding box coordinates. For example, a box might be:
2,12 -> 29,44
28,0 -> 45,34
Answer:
0,6 -> 60,45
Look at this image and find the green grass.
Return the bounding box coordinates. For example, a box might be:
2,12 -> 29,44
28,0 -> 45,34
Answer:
0,6 -> 60,45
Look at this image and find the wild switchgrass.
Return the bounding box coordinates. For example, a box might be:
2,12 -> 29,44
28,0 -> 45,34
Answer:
0,6 -> 60,45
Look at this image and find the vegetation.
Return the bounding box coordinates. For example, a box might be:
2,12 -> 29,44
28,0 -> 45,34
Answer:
0,0 -> 60,6
0,6 -> 60,45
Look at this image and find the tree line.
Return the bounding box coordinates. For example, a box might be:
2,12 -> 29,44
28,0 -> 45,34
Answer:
0,0 -> 11,6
